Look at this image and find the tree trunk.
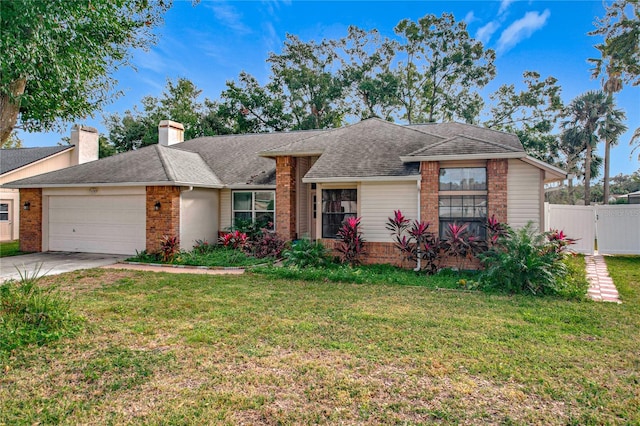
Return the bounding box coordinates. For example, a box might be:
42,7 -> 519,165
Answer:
603,137 -> 611,204
0,78 -> 27,144
584,138 -> 592,206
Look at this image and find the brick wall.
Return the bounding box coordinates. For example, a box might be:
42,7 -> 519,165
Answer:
487,159 -> 508,223
320,239 -> 413,268
19,188 -> 42,252
275,156 -> 296,240
146,186 -> 180,253
420,161 -> 439,228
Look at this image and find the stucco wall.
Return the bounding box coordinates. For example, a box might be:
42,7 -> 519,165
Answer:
180,188 -> 219,250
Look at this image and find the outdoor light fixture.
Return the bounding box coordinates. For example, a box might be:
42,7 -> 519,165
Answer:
154,201 -> 161,211
89,187 -> 98,194
23,201 -> 31,211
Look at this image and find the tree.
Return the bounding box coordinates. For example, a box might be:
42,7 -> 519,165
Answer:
392,13 -> 496,124
220,72 -> 292,133
104,78 -> 219,152
336,26 -> 399,121
484,72 -> 564,162
589,0 -> 639,90
0,0 -> 170,145
0,132 -> 22,149
598,101 -> 627,203
562,91 -> 612,205
267,34 -> 347,130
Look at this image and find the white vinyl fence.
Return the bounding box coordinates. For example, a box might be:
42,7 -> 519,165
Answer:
545,203 -> 640,255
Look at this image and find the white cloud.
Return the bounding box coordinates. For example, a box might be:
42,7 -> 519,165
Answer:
475,21 -> 500,44
498,0 -> 514,15
463,11 -> 477,25
207,2 -> 251,35
262,21 -> 280,53
496,9 -> 551,54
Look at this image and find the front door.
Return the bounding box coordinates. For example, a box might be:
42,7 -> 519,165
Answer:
0,200 -> 13,241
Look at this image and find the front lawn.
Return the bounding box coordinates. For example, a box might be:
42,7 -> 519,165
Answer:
0,240 -> 23,258
1,257 -> 638,424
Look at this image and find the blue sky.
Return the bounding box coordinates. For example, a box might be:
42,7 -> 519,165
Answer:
20,0 -> 639,176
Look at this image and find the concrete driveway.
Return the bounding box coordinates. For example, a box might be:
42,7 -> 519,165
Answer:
0,252 -> 126,282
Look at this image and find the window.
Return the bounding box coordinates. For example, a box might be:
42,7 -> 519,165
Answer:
322,189 -> 357,238
438,167 -> 487,239
232,191 -> 275,230
0,203 -> 8,221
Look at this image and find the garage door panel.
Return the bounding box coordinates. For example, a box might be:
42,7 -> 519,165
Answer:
48,195 -> 145,255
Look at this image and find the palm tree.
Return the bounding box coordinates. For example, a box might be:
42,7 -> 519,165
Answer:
562,91 -> 612,205
598,101 -> 627,203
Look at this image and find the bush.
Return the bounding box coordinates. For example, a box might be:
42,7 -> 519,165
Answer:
336,216 -> 365,266
193,239 -> 215,255
159,235 -> 180,263
219,230 -> 248,250
478,223 -> 574,295
283,238 -> 330,268
246,230 -> 287,259
440,222 -> 484,271
0,265 -> 82,354
385,210 -> 441,274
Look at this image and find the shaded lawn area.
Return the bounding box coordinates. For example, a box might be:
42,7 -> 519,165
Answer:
1,258 -> 639,425
0,240 -> 23,258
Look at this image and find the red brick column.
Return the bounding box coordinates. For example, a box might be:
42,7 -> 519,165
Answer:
275,156 -> 296,241
19,188 -> 42,252
420,161 -> 439,228
146,186 -> 180,253
487,159 -> 508,223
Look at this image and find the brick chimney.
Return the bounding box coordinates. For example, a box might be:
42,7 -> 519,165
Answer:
71,125 -> 99,165
158,120 -> 184,146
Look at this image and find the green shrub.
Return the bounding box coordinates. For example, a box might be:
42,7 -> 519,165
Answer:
283,238 -> 330,268
478,223 -> 572,295
0,266 -> 82,355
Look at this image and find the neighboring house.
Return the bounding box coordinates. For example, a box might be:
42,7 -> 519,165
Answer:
617,190 -> 640,204
0,126 -> 98,241
4,119 -> 566,265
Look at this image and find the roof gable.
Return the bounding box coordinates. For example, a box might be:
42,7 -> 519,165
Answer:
1,146 -> 72,175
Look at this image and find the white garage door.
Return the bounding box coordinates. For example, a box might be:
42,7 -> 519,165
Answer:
48,195 -> 146,255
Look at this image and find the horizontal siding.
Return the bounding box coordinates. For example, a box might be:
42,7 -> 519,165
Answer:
219,189 -> 231,231
360,181 -> 418,242
507,159 -> 540,230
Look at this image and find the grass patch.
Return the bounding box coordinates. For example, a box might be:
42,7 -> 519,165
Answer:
0,266 -> 83,356
254,262 -> 476,289
1,260 -> 638,424
127,246 -> 271,267
0,240 -> 24,258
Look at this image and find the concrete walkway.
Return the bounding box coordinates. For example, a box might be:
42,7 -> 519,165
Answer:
585,255 -> 621,303
0,252 -> 125,282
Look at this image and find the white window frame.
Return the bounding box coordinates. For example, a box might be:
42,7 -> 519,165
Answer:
232,190 -> 276,230
0,203 -> 9,222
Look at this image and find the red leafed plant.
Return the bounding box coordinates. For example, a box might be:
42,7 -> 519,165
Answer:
336,216 -> 365,266
485,215 -> 508,247
546,229 -> 578,254
159,235 -> 180,263
441,222 -> 483,271
219,230 -> 248,250
386,210 -> 440,274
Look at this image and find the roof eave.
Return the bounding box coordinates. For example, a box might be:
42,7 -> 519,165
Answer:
2,181 -> 224,189
302,175 -> 420,184
520,156 -> 567,182
258,149 -> 325,158
400,152 -> 525,162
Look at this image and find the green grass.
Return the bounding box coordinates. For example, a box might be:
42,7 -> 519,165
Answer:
1,257 -> 638,424
0,240 -> 24,257
127,246 -> 271,267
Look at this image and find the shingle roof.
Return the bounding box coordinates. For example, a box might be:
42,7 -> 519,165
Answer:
4,119 -> 530,188
175,130 -> 325,185
263,118 -> 444,180
4,145 -> 222,187
5,130 -> 325,188
1,146 -> 73,175
407,122 -> 523,152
